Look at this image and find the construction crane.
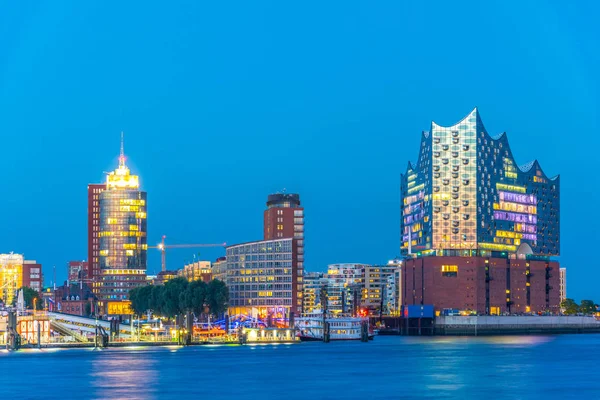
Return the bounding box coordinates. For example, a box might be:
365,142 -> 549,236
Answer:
149,235 -> 227,272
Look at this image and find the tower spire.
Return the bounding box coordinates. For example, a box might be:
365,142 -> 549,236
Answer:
119,131 -> 125,167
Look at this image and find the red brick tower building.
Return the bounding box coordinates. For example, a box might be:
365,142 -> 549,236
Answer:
87,183 -> 105,288
263,193 -> 304,315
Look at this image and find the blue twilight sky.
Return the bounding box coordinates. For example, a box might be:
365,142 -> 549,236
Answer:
0,2 -> 598,300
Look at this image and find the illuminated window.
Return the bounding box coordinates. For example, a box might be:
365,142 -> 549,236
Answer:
441,265 -> 458,277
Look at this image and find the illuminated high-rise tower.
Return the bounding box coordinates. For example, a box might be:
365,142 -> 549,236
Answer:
97,134 -> 147,307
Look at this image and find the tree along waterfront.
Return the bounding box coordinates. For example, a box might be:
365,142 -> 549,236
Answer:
129,277 -> 229,320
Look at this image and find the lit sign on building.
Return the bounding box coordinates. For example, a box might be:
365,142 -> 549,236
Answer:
107,301 -> 133,315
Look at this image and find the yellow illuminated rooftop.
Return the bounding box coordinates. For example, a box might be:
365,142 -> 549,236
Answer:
106,132 -> 140,190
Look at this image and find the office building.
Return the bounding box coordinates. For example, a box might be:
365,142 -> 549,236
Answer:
212,257 -> 227,282
560,267 -> 567,304
263,193 -> 304,311
362,264 -> 400,315
401,109 -> 561,314
326,263 -> 364,315
226,238 -> 300,319
97,137 -> 147,307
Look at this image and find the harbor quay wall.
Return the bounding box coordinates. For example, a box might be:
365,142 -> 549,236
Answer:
435,316 -> 600,335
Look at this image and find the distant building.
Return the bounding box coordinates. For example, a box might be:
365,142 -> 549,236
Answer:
155,270 -> 178,285
226,238 -> 300,320
383,274 -> 398,315
0,254 -> 43,305
326,263 -> 365,315
67,261 -> 88,284
54,282 -> 96,316
22,260 -> 43,293
211,257 -> 227,282
87,183 -> 105,284
302,272 -> 325,314
97,136 -> 147,307
362,264 -> 400,315
560,267 -> 567,303
179,261 -> 212,282
0,254 -> 22,305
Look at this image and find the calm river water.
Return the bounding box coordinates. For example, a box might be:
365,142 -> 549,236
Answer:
1,335 -> 599,399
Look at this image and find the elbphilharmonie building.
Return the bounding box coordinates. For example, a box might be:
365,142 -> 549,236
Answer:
400,109 -> 561,315
401,108 -> 559,257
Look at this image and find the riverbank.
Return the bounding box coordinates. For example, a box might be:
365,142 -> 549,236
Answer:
434,315 -> 600,335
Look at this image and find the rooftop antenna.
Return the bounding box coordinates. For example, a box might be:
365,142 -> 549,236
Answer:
119,131 -> 125,167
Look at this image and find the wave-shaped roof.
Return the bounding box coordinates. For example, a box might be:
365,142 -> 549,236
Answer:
405,108 -> 558,181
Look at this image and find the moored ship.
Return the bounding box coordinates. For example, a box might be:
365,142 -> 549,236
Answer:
295,311 -> 375,341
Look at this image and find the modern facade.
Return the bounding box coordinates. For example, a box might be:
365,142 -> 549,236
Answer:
178,261 -> 212,282
400,109 -> 561,314
401,108 -> 559,257
226,238 -> 299,319
560,267 -> 566,304
87,183 -> 105,283
302,272 -> 325,314
97,137 -> 147,305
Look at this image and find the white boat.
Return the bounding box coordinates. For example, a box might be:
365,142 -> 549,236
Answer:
295,311 -> 374,341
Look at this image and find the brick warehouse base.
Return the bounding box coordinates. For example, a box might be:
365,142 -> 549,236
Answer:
402,256 -> 560,315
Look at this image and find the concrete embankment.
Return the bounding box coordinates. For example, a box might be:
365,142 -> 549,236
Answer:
435,316 -> 600,335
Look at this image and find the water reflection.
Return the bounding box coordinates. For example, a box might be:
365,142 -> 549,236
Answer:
90,349 -> 160,400
407,335 -> 554,347
1,336 -> 599,399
